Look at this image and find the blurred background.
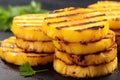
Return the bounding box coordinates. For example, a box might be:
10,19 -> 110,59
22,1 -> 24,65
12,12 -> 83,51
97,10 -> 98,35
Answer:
0,0 -> 105,10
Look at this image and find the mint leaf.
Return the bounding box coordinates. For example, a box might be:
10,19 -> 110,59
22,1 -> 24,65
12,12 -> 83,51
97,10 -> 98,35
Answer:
19,62 -> 49,77
19,62 -> 36,77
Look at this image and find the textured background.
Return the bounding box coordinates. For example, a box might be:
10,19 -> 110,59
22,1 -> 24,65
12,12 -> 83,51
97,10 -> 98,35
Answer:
0,0 -> 100,10
1,0 -> 120,10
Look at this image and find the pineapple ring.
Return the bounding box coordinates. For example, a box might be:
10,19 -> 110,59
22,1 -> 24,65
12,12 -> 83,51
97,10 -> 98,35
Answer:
0,37 -> 53,66
11,14 -> 51,41
54,57 -> 117,78
55,43 -> 117,66
53,30 -> 115,55
43,7 -> 109,42
15,37 -> 55,53
88,1 -> 120,29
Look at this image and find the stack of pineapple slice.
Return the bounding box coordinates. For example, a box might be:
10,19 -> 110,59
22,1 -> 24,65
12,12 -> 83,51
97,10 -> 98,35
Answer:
0,3 -> 118,78
43,7 -> 117,78
88,1 -> 120,51
0,14 -> 55,66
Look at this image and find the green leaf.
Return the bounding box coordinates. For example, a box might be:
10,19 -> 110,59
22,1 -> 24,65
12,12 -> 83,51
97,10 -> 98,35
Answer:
19,62 -> 36,77
19,62 -> 49,77
0,0 -> 49,31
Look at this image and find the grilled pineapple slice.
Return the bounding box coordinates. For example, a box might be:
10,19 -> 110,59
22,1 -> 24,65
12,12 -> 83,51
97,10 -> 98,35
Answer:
42,7 -> 109,42
88,1 -> 120,29
0,37 -> 53,66
54,57 -> 117,78
11,14 -> 51,41
15,37 -> 54,53
88,1 -> 120,8
55,43 -> 117,66
53,30 -> 115,55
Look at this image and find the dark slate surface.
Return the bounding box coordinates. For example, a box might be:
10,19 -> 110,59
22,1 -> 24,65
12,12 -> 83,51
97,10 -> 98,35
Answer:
0,0 -> 120,80
0,32 -> 120,80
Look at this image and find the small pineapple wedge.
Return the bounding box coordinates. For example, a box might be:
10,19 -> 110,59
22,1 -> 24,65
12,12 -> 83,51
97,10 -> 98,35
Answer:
53,30 -> 115,55
42,7 -> 109,42
54,57 -> 117,78
55,43 -> 117,66
15,37 -> 54,53
11,14 -> 51,41
0,37 -> 53,66
88,1 -> 120,29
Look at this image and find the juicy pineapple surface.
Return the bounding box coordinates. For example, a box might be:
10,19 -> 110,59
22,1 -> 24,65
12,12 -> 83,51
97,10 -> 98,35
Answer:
88,1 -> 120,29
108,17 -> 120,29
15,37 -> 55,53
55,43 -> 117,66
42,7 -> 109,42
0,37 -> 53,66
11,14 -> 51,41
54,57 -> 117,78
53,30 -> 115,55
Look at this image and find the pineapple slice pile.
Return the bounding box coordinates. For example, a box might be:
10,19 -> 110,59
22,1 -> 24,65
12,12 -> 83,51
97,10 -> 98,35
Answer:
0,14 -> 55,66
43,7 -> 109,42
88,1 -> 120,51
0,37 -> 53,66
43,7 -> 117,78
0,1 -> 119,78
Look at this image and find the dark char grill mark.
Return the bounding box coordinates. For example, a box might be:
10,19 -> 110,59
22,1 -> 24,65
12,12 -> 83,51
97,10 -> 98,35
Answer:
46,10 -> 105,20
47,14 -> 106,27
46,13 -> 80,19
75,25 -> 104,32
57,43 -> 117,55
57,32 -> 114,45
71,55 -> 85,62
16,37 -> 52,42
55,20 -> 106,30
112,17 -> 120,21
49,7 -> 78,14
47,20 -> 68,25
2,49 -> 54,54
56,13 -> 80,18
54,55 -> 116,67
1,45 -> 54,54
